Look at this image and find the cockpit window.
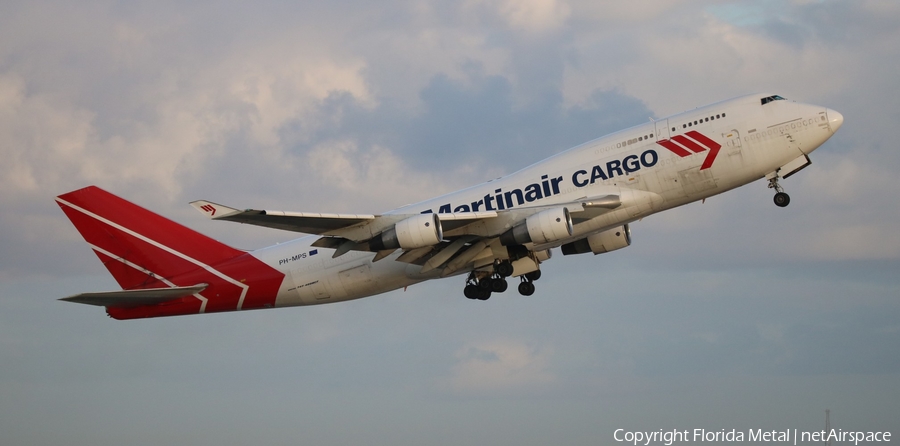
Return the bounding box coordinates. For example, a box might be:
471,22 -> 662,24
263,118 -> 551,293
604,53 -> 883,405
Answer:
761,95 -> 786,105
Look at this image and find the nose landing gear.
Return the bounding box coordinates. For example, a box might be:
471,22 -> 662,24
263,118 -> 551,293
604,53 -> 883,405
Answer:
767,173 -> 790,207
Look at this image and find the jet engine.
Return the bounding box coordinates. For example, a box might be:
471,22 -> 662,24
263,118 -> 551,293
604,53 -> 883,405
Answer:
370,214 -> 443,251
561,224 -> 631,255
500,207 -> 573,246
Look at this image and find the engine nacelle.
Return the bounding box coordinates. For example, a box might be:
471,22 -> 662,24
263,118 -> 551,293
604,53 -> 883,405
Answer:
500,207 -> 573,246
560,224 -> 631,255
370,214 -> 443,251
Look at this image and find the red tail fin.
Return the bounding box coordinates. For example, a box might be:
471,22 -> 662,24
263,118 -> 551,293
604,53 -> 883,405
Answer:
56,186 -> 284,319
57,186 -> 244,289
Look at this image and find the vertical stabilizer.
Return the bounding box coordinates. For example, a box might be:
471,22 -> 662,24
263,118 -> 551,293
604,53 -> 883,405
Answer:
56,186 -> 244,290
56,186 -> 284,319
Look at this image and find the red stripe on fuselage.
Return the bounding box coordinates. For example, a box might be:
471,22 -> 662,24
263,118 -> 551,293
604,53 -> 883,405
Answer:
656,132 -> 723,170
656,139 -> 692,157
671,135 -> 707,154
685,131 -> 722,170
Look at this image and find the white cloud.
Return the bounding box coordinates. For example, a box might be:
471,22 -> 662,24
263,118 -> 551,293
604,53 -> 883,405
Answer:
439,339 -> 556,395
304,139 -> 473,212
462,0 -> 571,32
0,74 -> 94,195
498,0 -> 571,32
222,55 -> 374,147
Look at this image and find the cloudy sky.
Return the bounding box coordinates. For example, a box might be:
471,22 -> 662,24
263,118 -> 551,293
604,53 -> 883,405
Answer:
1,0 -> 898,444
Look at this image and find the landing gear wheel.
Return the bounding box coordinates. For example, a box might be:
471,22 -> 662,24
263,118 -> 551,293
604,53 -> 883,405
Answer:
773,192 -> 790,207
496,260 -> 514,277
767,173 -> 791,207
518,281 -> 535,296
463,271 -> 500,301
525,270 -> 541,281
491,277 -> 508,293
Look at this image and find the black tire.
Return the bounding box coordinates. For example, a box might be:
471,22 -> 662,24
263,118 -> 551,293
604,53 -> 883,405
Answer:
525,270 -> 541,281
477,278 -> 492,290
464,285 -> 478,299
477,289 -> 491,300
496,261 -> 514,277
774,192 -> 790,207
518,281 -> 535,296
491,278 -> 508,293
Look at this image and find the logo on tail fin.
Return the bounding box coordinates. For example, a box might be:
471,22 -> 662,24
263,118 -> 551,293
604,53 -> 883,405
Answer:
200,204 -> 217,216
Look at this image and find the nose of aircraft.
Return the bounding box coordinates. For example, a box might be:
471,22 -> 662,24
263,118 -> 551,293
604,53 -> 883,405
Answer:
826,108 -> 844,133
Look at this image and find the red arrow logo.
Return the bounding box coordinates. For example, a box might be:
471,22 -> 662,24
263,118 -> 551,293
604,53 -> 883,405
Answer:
656,131 -> 721,170
200,204 -> 216,216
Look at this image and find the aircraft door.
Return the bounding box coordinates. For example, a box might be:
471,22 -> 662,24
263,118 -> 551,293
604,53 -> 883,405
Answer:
722,129 -> 746,169
655,119 -> 671,141
652,119 -> 684,198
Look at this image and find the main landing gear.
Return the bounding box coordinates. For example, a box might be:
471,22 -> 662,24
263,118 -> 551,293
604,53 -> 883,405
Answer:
463,260 -> 541,300
767,173 -> 790,208
517,270 -> 540,296
463,273 -> 504,301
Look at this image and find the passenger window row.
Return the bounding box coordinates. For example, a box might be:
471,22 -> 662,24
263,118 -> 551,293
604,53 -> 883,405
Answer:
615,133 -> 656,149
671,113 -> 725,132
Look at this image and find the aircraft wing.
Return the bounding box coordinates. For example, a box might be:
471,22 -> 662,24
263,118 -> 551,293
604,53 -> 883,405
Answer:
191,200 -> 377,235
191,189 -> 652,239
191,188 -> 658,265
191,200 -> 499,240
60,284 -> 209,308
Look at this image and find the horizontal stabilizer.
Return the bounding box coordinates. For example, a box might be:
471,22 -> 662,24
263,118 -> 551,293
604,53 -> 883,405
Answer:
60,284 -> 209,308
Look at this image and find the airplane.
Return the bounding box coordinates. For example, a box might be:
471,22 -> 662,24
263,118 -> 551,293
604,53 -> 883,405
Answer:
56,93 -> 844,319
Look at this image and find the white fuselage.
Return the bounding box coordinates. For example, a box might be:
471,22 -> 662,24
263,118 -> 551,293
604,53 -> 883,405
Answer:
250,94 -> 842,307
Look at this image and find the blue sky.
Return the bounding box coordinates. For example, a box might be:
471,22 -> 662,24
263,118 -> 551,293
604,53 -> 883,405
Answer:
1,1 -> 898,444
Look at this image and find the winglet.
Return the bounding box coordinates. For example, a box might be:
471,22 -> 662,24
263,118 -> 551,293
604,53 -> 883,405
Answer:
190,200 -> 243,219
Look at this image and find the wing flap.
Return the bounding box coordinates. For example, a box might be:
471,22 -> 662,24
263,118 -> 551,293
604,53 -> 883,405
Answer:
433,211 -> 498,232
60,284 -> 209,308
